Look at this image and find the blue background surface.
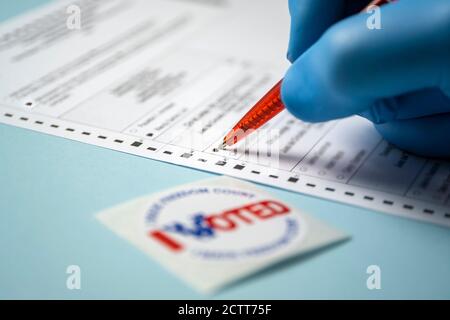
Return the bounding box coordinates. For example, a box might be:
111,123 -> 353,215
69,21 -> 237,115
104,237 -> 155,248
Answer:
1,0 -> 449,299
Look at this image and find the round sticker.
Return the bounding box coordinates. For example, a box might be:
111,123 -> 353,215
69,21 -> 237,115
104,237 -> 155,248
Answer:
143,184 -> 308,261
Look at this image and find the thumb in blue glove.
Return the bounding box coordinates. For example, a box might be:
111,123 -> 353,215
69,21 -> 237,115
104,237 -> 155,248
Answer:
281,0 -> 450,158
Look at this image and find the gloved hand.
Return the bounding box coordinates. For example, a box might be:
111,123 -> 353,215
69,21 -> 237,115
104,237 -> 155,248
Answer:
281,0 -> 450,158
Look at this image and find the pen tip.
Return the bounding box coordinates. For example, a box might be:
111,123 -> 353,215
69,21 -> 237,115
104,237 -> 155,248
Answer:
216,140 -> 228,151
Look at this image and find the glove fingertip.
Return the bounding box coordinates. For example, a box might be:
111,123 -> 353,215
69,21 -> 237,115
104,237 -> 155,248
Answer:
281,65 -> 317,122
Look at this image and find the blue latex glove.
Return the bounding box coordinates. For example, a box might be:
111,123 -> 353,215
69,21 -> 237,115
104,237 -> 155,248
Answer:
281,0 -> 450,158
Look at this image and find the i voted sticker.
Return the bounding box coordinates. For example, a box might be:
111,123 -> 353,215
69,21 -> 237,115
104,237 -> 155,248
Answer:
97,177 -> 348,293
145,186 -> 308,261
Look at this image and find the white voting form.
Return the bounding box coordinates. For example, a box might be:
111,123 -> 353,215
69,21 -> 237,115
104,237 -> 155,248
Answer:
1,0 -> 449,227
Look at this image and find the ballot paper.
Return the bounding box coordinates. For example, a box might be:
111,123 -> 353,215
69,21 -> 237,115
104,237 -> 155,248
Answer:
1,0 -> 450,227
97,176 -> 348,293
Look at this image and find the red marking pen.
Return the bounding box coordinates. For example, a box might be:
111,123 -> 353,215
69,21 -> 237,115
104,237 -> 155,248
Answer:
221,0 -> 393,149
